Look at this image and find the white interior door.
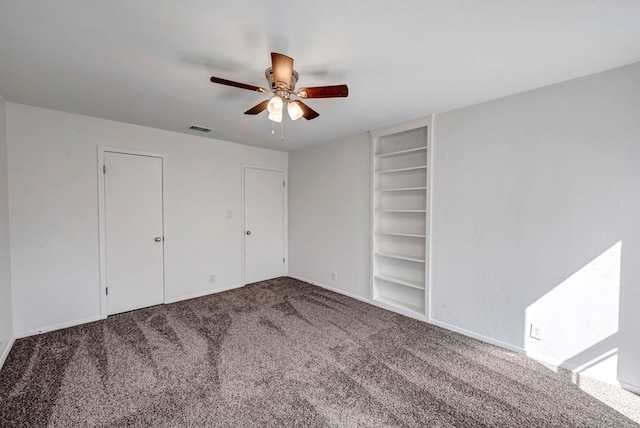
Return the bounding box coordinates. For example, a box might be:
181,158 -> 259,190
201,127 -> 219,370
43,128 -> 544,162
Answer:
244,167 -> 285,284
104,152 -> 164,315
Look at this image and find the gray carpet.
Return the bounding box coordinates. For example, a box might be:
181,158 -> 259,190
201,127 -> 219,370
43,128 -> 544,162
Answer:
0,277 -> 637,427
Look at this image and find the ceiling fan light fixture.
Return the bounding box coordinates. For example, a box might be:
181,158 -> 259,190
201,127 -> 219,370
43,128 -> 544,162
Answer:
267,95 -> 283,114
268,110 -> 283,123
210,52 -> 349,126
287,101 -> 303,121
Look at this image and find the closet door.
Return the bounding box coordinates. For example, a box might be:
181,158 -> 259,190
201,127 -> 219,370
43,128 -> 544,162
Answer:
244,167 -> 286,284
104,151 -> 164,315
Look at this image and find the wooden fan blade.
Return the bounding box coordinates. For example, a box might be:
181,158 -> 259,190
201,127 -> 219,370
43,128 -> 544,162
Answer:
297,100 -> 320,120
244,100 -> 270,115
297,84 -> 349,99
271,52 -> 294,89
210,76 -> 266,93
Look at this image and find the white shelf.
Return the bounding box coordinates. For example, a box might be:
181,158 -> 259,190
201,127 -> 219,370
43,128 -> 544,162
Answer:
372,121 -> 429,320
376,186 -> 427,192
376,231 -> 426,238
375,251 -> 425,263
374,296 -> 424,316
375,274 -> 424,290
377,209 -> 426,213
375,165 -> 427,174
376,146 -> 427,158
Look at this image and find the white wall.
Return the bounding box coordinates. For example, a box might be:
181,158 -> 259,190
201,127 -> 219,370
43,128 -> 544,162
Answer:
431,62 -> 640,390
288,61 -> 640,391
6,103 -> 287,336
288,133 -> 370,300
0,95 -> 14,367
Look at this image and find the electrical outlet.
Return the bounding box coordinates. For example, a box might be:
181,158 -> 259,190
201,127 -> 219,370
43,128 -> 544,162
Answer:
530,324 -> 543,341
209,274 -> 216,283
331,272 -> 337,281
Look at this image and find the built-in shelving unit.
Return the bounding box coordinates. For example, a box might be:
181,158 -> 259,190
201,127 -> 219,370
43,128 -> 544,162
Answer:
371,118 -> 431,320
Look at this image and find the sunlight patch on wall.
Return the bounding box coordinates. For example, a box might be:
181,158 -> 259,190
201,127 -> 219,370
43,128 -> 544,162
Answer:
525,241 -> 621,384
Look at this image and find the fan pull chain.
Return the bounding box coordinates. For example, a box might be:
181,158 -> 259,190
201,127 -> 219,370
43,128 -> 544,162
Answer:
271,121 -> 275,135
281,120 -> 284,143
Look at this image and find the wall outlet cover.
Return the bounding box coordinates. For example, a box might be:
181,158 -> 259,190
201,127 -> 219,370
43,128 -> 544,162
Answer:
530,324 -> 543,341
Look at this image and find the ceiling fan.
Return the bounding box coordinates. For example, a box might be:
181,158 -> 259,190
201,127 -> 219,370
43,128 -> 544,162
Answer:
210,52 -> 348,122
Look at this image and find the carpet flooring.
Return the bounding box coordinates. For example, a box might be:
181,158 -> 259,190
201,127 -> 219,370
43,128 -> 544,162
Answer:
0,277 -> 638,427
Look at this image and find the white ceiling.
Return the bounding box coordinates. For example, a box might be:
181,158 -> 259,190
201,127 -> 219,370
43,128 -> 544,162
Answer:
1,1 -> 639,151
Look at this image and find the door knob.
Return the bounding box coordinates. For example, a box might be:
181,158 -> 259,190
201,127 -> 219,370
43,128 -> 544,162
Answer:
246,231 -> 251,235
154,237 -> 162,242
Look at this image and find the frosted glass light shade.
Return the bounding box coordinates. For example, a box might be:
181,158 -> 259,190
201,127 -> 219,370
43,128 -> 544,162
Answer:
267,95 -> 283,114
287,101 -> 303,120
268,110 -> 282,122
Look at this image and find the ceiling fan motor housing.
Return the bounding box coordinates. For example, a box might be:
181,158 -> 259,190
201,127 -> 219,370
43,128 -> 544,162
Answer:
266,67 -> 299,93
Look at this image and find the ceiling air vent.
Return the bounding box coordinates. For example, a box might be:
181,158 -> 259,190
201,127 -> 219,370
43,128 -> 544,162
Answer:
189,125 -> 212,133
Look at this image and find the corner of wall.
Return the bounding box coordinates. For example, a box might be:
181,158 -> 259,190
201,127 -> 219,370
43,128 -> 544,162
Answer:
0,94 -> 15,370
0,336 -> 16,370
288,133 -> 371,300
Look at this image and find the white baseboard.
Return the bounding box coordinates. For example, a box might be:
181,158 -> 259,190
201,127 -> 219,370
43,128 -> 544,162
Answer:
288,275 -> 370,304
428,318 -> 525,355
620,381 -> 640,395
429,317 -> 640,395
17,315 -> 102,339
527,350 -> 565,368
0,335 -> 16,370
165,284 -> 242,304
526,347 -> 640,394
15,285 -> 243,339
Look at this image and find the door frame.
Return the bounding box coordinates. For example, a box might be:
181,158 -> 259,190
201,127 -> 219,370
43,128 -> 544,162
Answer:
97,146 -> 168,318
241,165 -> 288,286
